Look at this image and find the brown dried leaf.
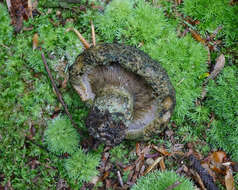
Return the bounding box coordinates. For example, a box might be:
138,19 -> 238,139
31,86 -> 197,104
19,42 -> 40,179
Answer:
211,151 -> 227,163
225,168 -> 235,190
102,171 -> 109,180
32,33 -> 39,50
152,145 -> 171,156
185,16 -> 200,25
207,54 -> 225,81
189,29 -> 206,45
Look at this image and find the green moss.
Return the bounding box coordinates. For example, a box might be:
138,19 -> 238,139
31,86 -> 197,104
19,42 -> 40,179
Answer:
96,0 -> 173,45
44,116 -> 80,155
206,66 -> 238,160
148,34 -> 208,123
183,0 -> 238,47
64,149 -> 99,183
0,3 -> 13,44
132,170 -> 195,190
0,4 -> 87,188
110,144 -> 130,164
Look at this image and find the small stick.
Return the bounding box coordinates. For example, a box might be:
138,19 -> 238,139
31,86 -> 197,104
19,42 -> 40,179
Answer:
41,52 -> 83,136
66,28 -> 91,49
91,20 -> 96,47
117,170 -> 124,187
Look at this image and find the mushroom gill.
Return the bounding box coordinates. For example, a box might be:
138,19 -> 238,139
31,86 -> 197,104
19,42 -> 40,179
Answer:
69,43 -> 176,146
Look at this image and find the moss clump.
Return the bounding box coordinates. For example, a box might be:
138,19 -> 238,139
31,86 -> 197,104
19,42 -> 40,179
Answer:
206,66 -> 238,160
44,116 -> 80,155
132,170 -> 195,190
183,0 -> 238,47
110,144 -> 130,164
64,149 -> 99,183
96,0 -> 174,45
0,3 -> 13,44
96,0 -> 208,124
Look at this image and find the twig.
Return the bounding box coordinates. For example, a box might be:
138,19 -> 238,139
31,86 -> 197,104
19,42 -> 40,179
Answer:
41,52 -> 83,136
66,27 -> 90,49
91,20 -> 96,47
117,170 -> 124,187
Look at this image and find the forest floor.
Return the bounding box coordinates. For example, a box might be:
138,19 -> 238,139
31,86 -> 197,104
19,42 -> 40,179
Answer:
0,0 -> 238,189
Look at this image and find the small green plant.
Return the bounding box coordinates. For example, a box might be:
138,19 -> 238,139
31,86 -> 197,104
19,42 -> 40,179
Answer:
0,3 -> 13,44
110,144 -> 130,164
64,149 -> 100,183
132,170 -> 195,190
183,0 -> 238,47
44,116 -> 80,155
206,66 -> 238,160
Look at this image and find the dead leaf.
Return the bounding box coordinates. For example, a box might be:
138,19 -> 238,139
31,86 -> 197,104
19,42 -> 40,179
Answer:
211,151 -> 227,163
225,167 -> 235,190
204,54 -> 225,84
185,16 -> 200,25
102,171 -> 109,180
32,33 -> 38,50
209,54 -> 225,80
189,29 -> 206,45
152,145 -> 171,156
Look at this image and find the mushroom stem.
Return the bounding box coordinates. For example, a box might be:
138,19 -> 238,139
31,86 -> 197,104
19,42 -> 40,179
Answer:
91,20 -> 96,47
66,27 -> 91,49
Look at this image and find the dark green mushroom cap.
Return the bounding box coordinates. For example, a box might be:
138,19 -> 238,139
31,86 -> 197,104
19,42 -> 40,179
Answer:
69,43 -> 175,146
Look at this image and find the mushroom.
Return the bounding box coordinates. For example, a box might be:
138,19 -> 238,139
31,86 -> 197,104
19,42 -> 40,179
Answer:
69,43 -> 176,146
